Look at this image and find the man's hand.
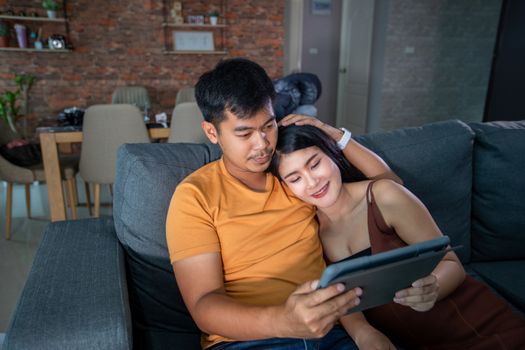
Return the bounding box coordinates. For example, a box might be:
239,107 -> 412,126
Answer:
276,280 -> 362,339
279,114 -> 344,142
393,274 -> 439,312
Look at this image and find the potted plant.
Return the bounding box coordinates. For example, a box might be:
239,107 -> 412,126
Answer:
208,10 -> 219,25
0,74 -> 42,167
0,21 -> 9,47
42,0 -> 60,19
0,74 -> 34,136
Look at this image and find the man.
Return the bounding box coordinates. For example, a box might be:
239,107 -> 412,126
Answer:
166,58 -> 398,349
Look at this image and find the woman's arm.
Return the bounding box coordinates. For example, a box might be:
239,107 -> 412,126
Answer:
278,115 -> 402,184
371,179 -> 466,310
340,312 -> 396,350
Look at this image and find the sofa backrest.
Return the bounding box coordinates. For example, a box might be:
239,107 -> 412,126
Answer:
112,119 -> 475,347
113,142 -> 222,349
354,120 -> 475,262
469,121 -> 525,262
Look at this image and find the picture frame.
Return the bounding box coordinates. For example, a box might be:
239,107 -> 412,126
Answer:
173,31 -> 214,51
187,15 -> 204,25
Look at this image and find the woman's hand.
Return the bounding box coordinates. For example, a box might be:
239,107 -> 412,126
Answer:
278,114 -> 344,142
393,274 -> 439,312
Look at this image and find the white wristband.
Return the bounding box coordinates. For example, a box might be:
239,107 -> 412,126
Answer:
337,127 -> 352,150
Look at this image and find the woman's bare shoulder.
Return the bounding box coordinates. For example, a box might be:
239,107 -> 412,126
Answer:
368,178 -> 412,206
344,180 -> 372,191
344,179 -> 405,199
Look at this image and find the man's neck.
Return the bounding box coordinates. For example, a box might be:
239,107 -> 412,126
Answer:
222,160 -> 268,192
237,172 -> 268,192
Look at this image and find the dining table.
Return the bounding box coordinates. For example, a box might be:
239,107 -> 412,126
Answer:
38,126 -> 170,222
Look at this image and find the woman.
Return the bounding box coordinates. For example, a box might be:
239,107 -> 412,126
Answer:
269,116 -> 525,350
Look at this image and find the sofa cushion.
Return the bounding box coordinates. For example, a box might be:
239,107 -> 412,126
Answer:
355,120 -> 475,263
113,143 -> 222,349
469,261 -> 525,313
4,218 -> 132,350
469,121 -> 525,261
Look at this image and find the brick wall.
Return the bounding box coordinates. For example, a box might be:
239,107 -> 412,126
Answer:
0,0 -> 284,138
379,0 -> 501,130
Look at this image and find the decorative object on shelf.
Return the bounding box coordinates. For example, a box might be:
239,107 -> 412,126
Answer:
208,10 -> 219,25
187,15 -> 204,25
14,24 -> 27,48
42,0 -> 60,19
0,21 -> 9,47
48,34 -> 66,49
33,27 -> 43,49
174,31 -> 214,51
0,74 -> 35,137
170,1 -> 184,24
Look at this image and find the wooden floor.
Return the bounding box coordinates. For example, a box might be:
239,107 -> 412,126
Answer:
0,180 -> 113,333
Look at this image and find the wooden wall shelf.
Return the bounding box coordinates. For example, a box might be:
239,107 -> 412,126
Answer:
162,0 -> 227,55
162,23 -> 227,28
0,47 -> 70,53
0,15 -> 67,23
163,50 -> 227,55
0,2 -> 71,51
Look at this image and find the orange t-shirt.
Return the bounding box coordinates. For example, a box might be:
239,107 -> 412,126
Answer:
166,157 -> 325,348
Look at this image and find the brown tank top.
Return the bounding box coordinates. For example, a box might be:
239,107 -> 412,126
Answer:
363,181 -> 525,350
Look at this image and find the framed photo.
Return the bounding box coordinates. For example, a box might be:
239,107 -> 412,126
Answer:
312,0 -> 332,15
173,31 -> 214,51
187,15 -> 204,24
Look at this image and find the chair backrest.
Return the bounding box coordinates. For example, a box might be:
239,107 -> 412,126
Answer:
0,126 -> 35,183
175,87 -> 195,106
111,86 -> 151,113
0,154 -> 34,183
168,102 -> 208,143
79,104 -> 150,184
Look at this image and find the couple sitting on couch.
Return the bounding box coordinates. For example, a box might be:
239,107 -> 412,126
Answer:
166,58 -> 525,350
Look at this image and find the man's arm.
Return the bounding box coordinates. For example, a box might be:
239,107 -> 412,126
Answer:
173,252 -> 362,340
278,114 -> 402,184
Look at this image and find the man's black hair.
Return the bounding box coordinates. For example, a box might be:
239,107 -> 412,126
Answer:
269,124 -> 365,182
195,58 -> 276,127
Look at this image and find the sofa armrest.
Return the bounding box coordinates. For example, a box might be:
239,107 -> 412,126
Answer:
3,218 -> 132,350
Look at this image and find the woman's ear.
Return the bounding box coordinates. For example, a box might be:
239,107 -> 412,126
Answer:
201,121 -> 219,144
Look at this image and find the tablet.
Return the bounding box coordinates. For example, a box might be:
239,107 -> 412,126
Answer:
319,236 -> 452,313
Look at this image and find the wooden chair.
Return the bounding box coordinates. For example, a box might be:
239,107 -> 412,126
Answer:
0,154 -> 78,240
168,102 -> 208,144
79,104 -> 150,218
111,86 -> 151,117
175,87 -> 195,106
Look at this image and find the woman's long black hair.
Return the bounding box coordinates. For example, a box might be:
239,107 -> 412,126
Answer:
269,124 -> 365,183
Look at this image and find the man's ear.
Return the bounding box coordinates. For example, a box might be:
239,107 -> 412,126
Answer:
201,121 -> 219,144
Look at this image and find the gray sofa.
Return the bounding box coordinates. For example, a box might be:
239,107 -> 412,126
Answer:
3,119 -> 525,350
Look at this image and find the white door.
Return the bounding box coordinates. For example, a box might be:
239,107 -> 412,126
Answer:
336,0 -> 375,135
284,0 -> 304,74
